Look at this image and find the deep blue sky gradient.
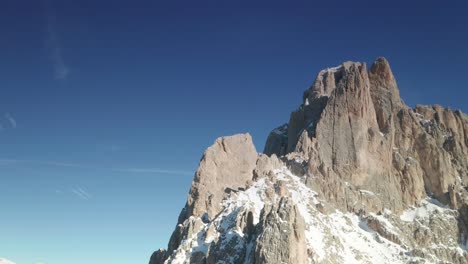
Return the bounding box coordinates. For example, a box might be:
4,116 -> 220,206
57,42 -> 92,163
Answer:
1,1 -> 467,263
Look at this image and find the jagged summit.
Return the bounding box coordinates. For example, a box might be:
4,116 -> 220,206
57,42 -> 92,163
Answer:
268,57 -> 400,157
150,58 -> 468,264
307,61 -> 364,100
369,57 -> 399,93
178,133 -> 258,224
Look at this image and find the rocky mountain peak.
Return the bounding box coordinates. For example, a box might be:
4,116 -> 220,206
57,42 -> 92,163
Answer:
150,58 -> 468,264
178,133 -> 257,224
369,57 -> 398,91
305,61 -> 366,101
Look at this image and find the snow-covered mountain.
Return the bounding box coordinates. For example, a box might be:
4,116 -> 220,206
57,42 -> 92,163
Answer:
150,58 -> 468,264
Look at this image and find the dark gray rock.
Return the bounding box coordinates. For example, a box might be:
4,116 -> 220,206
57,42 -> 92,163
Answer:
149,249 -> 166,264
263,124 -> 288,157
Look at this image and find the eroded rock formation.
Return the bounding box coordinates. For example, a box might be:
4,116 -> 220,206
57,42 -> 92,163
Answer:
150,58 -> 468,264
179,133 -> 258,223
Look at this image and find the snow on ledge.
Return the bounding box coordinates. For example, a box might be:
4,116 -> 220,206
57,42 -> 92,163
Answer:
399,197 -> 453,222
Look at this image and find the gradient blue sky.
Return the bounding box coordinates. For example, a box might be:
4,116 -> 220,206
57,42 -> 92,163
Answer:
1,1 -> 467,263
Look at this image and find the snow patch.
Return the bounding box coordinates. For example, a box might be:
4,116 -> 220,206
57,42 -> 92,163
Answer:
327,211 -> 406,264
420,119 -> 433,129
400,197 -> 452,222
274,167 -> 409,263
272,124 -> 288,136
222,178 -> 267,225
359,190 -> 376,196
414,112 -> 424,119
167,166 -> 462,264
319,65 -> 343,75
369,213 -> 399,234
276,167 -> 326,261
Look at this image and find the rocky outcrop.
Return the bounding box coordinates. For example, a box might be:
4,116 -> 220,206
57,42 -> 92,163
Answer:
149,249 -> 167,264
265,57 -> 467,261
150,57 -> 468,264
254,197 -> 307,264
162,133 -> 258,261
264,124 -> 288,157
253,153 -> 281,180
280,60 -> 417,214
179,133 -> 258,223
264,57 -> 467,216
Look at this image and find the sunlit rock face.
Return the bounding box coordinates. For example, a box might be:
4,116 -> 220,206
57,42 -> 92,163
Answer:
178,133 -> 258,224
150,58 -> 468,264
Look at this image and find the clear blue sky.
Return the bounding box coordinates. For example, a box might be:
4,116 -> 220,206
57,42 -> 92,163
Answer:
1,1 -> 467,263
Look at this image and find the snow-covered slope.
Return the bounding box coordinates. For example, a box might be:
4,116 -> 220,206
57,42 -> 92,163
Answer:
160,166 -> 467,263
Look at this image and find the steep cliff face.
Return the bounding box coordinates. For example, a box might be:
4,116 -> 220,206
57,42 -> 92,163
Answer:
266,57 -> 467,215
150,58 -> 468,264
177,134 -> 258,224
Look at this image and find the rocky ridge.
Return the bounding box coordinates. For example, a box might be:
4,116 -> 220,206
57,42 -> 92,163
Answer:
150,58 -> 468,264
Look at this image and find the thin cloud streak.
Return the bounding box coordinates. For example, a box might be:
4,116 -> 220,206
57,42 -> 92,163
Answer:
0,158 -> 193,176
77,187 -> 92,199
0,112 -> 17,130
0,158 -> 83,168
0,159 -> 19,165
45,1 -> 69,80
113,168 -> 194,176
72,187 -> 92,200
42,161 -> 84,168
4,113 -> 16,128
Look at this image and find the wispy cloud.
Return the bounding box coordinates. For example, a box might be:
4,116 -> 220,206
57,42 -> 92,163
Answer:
72,186 -> 92,200
0,158 -> 83,168
4,113 -> 17,128
45,1 -> 69,80
0,112 -> 17,130
113,168 -> 193,176
41,161 -> 84,167
0,158 -> 193,176
109,145 -> 121,152
0,159 -> 19,165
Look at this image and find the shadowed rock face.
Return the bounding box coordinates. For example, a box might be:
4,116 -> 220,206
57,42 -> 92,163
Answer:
151,58 -> 468,264
264,124 -> 288,157
149,249 -> 166,264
